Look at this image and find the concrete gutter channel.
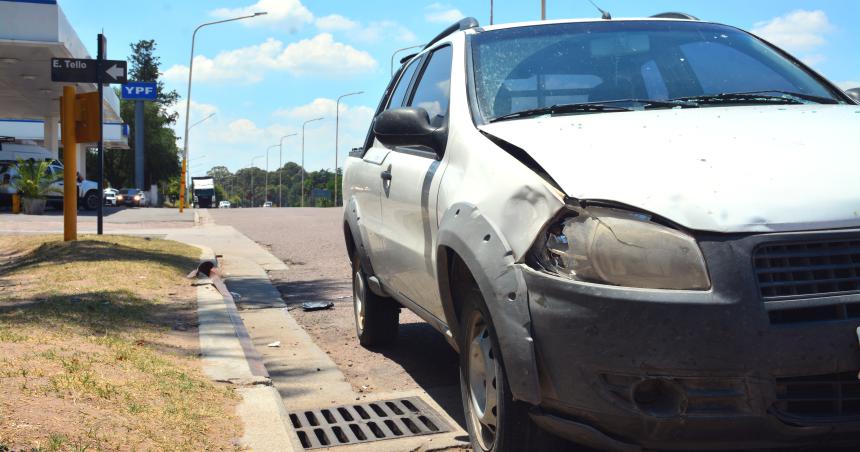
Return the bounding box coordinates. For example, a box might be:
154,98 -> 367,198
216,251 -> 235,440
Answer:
174,210 -> 468,452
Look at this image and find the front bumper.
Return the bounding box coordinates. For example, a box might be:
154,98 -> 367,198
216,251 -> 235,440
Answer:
524,228 -> 860,449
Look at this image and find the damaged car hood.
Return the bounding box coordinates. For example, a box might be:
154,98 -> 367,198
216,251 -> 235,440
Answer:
479,104 -> 860,233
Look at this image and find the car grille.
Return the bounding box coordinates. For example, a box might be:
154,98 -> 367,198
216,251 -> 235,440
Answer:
774,372 -> 860,420
754,239 -> 860,300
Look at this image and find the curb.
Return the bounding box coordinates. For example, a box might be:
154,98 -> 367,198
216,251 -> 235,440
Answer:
191,244 -> 296,451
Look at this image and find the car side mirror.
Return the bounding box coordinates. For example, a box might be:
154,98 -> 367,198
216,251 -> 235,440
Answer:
845,88 -> 860,104
373,107 -> 446,156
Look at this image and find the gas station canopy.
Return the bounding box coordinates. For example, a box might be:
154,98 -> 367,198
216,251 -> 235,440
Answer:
0,0 -> 122,123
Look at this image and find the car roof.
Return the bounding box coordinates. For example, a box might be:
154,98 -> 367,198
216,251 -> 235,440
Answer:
468,17 -> 705,34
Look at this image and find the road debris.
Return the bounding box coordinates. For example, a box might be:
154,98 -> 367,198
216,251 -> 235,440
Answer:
267,341 -> 281,347
301,301 -> 334,311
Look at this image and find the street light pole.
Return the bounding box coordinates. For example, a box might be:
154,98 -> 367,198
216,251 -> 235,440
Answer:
301,117 -> 323,207
179,11 -> 266,213
265,144 -> 278,204
250,155 -> 263,207
279,133 -> 296,207
541,0 -> 546,19
390,44 -> 424,76
335,91 -> 363,207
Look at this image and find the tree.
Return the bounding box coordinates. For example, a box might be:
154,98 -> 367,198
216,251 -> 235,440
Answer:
94,40 -> 181,196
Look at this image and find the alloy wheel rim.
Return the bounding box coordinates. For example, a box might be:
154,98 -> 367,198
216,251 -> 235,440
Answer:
467,315 -> 498,451
353,270 -> 366,335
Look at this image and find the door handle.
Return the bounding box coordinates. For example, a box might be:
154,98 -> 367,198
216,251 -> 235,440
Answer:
380,170 -> 392,181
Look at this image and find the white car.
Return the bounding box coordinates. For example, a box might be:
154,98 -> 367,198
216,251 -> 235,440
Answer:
342,14 -> 860,452
262,201 -> 272,208
0,160 -> 101,210
218,200 -> 231,208
104,188 -> 118,206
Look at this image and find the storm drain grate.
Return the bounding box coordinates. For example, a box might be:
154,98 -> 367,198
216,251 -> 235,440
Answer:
290,396 -> 451,449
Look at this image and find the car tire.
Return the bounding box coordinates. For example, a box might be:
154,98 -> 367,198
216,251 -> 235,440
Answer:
458,287 -> 567,452
83,190 -> 99,210
351,251 -> 399,346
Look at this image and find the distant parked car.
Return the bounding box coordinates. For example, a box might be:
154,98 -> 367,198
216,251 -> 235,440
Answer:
218,200 -> 231,208
104,190 -> 117,206
262,201 -> 272,208
116,188 -> 147,207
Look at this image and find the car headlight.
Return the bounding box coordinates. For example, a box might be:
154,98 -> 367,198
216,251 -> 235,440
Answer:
117,195 -> 123,200
134,195 -> 140,201
534,206 -> 710,290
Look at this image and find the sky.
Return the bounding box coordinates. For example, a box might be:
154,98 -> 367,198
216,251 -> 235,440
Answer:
60,0 -> 860,176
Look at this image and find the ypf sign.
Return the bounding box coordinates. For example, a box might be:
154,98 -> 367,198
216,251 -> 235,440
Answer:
121,82 -> 158,101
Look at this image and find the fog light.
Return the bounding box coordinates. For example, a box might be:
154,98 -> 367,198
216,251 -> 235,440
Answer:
631,378 -> 687,418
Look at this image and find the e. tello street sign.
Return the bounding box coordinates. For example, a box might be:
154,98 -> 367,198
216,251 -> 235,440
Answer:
51,58 -> 128,84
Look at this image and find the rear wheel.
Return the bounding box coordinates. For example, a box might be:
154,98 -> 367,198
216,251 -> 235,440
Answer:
352,252 -> 399,346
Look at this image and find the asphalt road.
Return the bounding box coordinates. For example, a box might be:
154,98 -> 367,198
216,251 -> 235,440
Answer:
207,207 -> 465,427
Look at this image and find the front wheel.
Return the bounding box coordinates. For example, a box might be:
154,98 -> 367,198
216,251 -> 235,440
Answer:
352,252 -> 399,346
459,293 -> 566,451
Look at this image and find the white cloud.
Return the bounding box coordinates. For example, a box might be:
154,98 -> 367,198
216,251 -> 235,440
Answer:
211,0 -> 313,32
315,14 -> 359,32
315,15 -> 416,44
161,34 -> 377,84
751,10 -> 833,53
274,98 -> 374,124
836,80 -> 860,91
425,3 -> 463,24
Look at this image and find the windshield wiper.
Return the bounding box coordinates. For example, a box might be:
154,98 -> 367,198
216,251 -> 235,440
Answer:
488,99 -> 699,123
672,90 -> 837,105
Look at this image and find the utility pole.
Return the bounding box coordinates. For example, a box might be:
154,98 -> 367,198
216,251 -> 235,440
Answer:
179,12 -> 267,213
541,0 -> 546,20
490,0 -> 494,25
301,117 -> 323,207
335,91 -> 362,207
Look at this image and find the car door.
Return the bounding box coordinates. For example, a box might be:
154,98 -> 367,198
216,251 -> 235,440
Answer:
377,45 -> 453,320
351,56 -> 425,270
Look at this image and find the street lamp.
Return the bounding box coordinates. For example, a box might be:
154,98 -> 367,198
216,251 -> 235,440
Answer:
250,154 -> 264,207
301,117 -> 323,207
335,91 -> 363,207
264,144 -> 278,204
179,11 -> 267,213
390,44 -> 424,76
279,133 -> 297,207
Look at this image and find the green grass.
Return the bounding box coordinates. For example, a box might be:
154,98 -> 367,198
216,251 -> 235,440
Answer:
0,235 -> 240,451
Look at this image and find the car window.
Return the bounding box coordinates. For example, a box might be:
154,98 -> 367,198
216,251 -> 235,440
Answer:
387,58 -> 422,109
407,45 -> 453,126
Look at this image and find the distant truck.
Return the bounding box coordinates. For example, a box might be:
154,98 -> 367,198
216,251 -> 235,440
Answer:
191,176 -> 216,208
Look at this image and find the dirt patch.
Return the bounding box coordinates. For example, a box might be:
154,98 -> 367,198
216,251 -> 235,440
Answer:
0,235 -> 240,451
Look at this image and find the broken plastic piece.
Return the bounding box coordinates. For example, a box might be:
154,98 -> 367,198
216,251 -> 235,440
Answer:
302,301 -> 334,311
267,341 -> 281,347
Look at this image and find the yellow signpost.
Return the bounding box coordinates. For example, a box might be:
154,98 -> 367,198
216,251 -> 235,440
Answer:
61,85 -> 78,241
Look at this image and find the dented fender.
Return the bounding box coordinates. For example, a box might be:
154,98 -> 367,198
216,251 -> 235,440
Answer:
343,196 -> 377,277
436,202 -> 541,405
